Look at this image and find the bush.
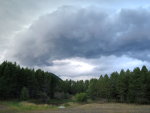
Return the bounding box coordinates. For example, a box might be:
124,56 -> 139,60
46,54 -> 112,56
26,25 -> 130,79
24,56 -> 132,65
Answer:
75,93 -> 87,102
20,87 -> 29,100
38,92 -> 49,103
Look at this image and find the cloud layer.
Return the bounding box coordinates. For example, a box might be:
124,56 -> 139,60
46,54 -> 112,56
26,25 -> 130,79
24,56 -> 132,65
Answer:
1,1 -> 150,79
36,55 -> 149,80
8,7 -> 150,64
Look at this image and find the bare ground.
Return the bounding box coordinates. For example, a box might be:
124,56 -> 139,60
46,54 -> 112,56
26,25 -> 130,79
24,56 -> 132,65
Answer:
0,105 -> 8,110
29,103 -> 150,113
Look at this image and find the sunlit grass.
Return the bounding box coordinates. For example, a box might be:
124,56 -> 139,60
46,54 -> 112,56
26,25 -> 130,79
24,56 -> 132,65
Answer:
0,101 -> 56,113
0,101 -> 150,113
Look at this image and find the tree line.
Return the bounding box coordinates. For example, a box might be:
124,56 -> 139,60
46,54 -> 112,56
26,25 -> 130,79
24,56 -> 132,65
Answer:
88,67 -> 150,104
0,61 -> 150,104
0,61 -> 61,100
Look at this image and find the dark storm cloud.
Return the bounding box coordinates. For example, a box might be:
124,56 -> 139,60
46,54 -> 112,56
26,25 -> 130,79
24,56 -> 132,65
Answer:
10,6 -> 150,66
0,0 -> 72,52
0,0 -> 48,54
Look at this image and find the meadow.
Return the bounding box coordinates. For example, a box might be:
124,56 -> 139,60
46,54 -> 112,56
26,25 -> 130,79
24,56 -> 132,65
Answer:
0,101 -> 150,113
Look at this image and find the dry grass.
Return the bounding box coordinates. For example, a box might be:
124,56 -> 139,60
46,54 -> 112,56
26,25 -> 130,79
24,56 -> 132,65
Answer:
0,101 -> 150,113
30,103 -> 150,113
0,101 -> 56,113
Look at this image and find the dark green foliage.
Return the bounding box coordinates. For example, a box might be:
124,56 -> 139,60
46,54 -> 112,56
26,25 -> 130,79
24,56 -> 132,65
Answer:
38,92 -> 49,103
20,87 -> 29,100
117,69 -> 129,102
109,72 -> 119,100
61,79 -> 89,96
88,79 -> 99,99
0,61 -> 150,104
0,61 -> 61,100
75,93 -> 87,102
87,66 -> 150,104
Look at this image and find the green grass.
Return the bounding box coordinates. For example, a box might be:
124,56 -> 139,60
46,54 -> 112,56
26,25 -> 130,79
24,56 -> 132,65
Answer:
0,101 -> 56,113
47,99 -> 74,105
1,100 -> 150,113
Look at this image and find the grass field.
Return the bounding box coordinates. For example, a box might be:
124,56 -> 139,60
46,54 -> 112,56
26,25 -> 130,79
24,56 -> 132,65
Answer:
0,101 -> 56,113
0,101 -> 150,113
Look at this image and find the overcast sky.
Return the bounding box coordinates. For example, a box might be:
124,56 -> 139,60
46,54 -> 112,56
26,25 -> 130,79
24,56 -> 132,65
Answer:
1,0 -> 150,80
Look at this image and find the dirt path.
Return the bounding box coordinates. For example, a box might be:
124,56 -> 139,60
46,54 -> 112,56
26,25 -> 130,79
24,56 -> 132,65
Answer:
0,105 -> 7,110
29,103 -> 150,113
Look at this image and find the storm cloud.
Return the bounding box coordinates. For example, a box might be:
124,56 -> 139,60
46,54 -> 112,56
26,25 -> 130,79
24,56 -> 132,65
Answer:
8,7 -> 150,65
1,0 -> 150,79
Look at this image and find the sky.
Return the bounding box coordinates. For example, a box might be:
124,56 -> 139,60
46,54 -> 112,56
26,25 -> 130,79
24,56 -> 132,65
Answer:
1,0 -> 150,80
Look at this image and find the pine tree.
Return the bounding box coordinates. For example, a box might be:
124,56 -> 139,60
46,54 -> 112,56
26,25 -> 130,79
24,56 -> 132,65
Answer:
110,72 -> 119,101
20,87 -> 29,100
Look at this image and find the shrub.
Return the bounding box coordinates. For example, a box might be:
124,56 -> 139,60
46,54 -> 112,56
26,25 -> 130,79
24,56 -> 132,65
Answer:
38,92 -> 49,103
20,87 -> 29,100
75,93 -> 87,102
